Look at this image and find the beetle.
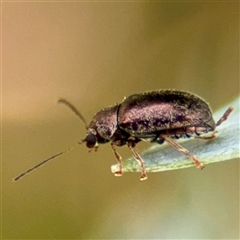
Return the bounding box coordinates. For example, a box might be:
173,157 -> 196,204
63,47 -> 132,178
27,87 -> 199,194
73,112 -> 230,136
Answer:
13,90 -> 233,181
58,89 -> 233,180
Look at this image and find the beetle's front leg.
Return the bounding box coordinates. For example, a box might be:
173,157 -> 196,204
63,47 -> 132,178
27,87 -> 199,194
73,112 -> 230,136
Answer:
111,141 -> 125,177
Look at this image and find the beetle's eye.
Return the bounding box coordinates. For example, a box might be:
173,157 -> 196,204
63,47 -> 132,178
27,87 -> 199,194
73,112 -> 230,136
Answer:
86,133 -> 97,148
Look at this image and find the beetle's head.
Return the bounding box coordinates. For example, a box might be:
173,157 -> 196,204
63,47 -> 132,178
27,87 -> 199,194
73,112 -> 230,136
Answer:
85,132 -> 97,148
80,127 -> 110,150
81,129 -> 98,149
58,98 -> 111,150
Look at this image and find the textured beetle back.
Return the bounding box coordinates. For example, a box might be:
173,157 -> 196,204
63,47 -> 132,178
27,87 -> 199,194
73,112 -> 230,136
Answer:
118,90 -> 215,137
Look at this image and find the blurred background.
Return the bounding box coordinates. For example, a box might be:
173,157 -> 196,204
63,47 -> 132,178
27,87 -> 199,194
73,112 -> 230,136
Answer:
2,2 -> 239,239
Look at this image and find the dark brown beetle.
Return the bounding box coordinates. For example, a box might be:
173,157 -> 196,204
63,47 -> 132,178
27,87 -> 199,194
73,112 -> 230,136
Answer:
59,90 -> 233,180
13,90 -> 233,181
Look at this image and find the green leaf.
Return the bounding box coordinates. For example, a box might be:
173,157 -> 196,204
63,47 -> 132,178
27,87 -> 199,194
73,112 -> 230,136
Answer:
111,96 -> 239,174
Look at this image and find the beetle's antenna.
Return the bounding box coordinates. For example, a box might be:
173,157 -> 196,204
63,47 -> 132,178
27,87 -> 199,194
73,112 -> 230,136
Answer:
58,98 -> 88,130
13,147 -> 73,182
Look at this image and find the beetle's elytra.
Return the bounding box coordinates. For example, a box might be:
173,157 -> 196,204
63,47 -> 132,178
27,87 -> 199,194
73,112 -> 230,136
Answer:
13,90 -> 233,181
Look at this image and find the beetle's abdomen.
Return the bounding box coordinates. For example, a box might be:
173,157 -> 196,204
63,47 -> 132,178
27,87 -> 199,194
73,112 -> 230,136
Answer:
118,90 -> 215,138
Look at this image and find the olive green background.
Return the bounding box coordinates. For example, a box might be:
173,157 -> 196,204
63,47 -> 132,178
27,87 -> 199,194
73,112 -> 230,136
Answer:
2,2 -> 239,239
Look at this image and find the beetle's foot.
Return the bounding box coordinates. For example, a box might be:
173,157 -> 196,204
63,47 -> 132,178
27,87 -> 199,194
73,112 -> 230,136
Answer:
114,171 -> 123,177
196,161 -> 205,170
139,173 -> 148,181
196,131 -> 217,140
191,154 -> 204,169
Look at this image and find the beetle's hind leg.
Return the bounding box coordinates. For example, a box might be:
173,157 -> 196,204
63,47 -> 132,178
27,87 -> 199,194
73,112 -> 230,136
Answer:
196,130 -> 217,140
160,134 -> 204,169
215,106 -> 234,127
196,106 -> 234,141
127,140 -> 148,181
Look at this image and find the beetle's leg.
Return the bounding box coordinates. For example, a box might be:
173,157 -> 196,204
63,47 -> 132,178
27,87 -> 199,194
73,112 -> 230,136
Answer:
196,106 -> 234,140
196,130 -> 217,140
160,134 -> 204,169
216,106 -> 234,127
127,140 -> 148,181
111,142 -> 123,177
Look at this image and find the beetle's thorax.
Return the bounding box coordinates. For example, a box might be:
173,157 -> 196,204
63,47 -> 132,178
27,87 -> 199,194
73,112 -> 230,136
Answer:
88,104 -> 120,142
